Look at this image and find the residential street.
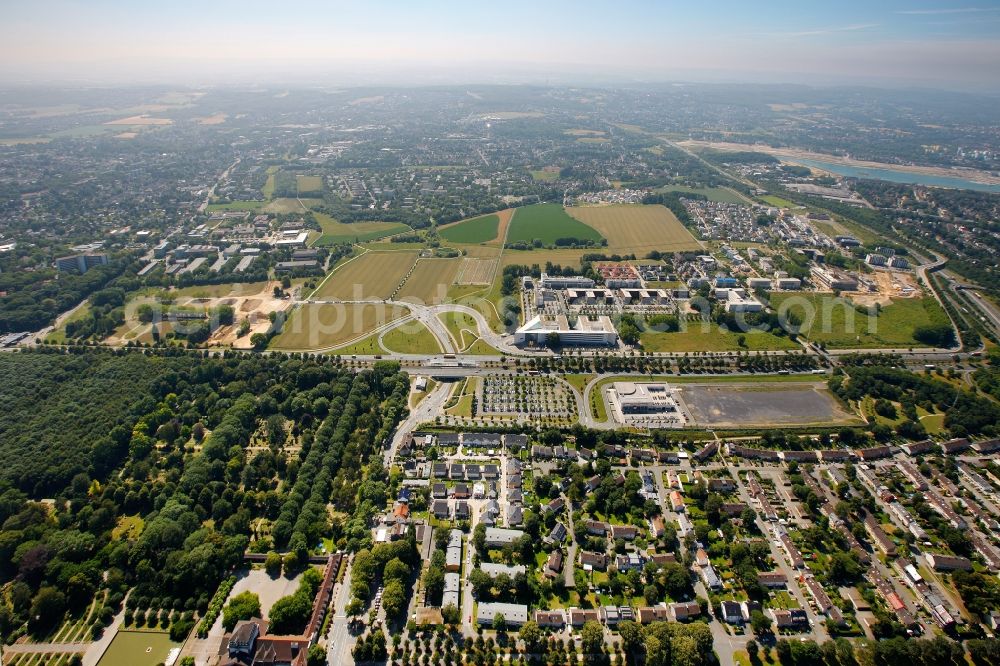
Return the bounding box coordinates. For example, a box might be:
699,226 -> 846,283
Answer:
326,558 -> 357,666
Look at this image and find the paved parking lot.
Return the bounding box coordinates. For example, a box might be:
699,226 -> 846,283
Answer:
680,382 -> 856,427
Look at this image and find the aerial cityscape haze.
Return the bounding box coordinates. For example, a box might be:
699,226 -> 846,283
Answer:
1,2 -> 1000,666
2,1 -> 1000,90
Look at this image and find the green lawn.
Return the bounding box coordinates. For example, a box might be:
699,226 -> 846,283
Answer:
381,320 -> 442,355
435,311 -> 498,354
506,203 -> 604,245
769,294 -> 951,348
439,214 -> 500,244
97,630 -> 181,666
758,195 -> 797,208
655,185 -> 748,204
45,303 -> 93,344
563,374 -> 596,394
261,167 -> 278,198
312,212 -> 410,246
330,331 -> 384,355
640,323 -> 798,352
530,169 -> 558,182
444,379 -> 477,418
917,407 -> 946,434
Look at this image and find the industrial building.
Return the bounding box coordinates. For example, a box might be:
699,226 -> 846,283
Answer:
606,382 -> 687,427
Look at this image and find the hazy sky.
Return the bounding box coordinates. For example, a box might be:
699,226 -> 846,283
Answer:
2,0 -> 1000,90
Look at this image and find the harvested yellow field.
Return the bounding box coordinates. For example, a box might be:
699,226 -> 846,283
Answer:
567,204 -> 701,254
454,258 -> 495,285
105,115 -> 173,125
397,258 -> 462,304
195,113 -> 228,125
296,175 -> 324,194
501,248 -> 587,270
270,303 -> 407,350
312,251 -> 418,300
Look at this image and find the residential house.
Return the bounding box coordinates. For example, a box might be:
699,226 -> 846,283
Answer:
580,551 -> 608,571
476,602 -> 528,627
670,601 -> 701,622
721,601 -> 744,625
546,522 -> 567,544
545,550 -> 564,578
757,572 -> 787,588
484,528 -> 525,547
585,520 -> 609,535
637,605 -> 670,624
569,608 -> 600,627
611,525 -> 639,541
432,500 -> 450,519
534,610 -> 565,628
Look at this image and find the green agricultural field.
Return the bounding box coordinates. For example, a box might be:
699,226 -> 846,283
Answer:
312,212 -> 410,246
506,203 -> 604,245
206,200 -> 265,212
769,293 -> 951,348
296,174 -> 324,194
97,630 -> 181,666
438,214 -> 500,244
397,259 -> 463,305
655,185 -> 748,204
639,323 -> 798,353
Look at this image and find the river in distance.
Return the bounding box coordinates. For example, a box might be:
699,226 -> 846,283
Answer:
790,157 -> 1000,194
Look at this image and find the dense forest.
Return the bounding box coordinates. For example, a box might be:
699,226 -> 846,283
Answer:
0,349 -> 409,644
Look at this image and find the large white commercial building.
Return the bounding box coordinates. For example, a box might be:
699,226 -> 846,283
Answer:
606,382 -> 687,428
514,314 -> 618,347
722,289 -> 764,313
539,273 -> 595,289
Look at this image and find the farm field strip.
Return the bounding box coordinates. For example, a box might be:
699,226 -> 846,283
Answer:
311,251 -> 419,300
312,212 -> 410,246
454,258 -> 495,285
506,203 -> 603,245
296,174 -> 324,194
438,213 -> 500,244
567,204 -> 702,253
397,258 -> 462,304
270,303 -> 408,350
